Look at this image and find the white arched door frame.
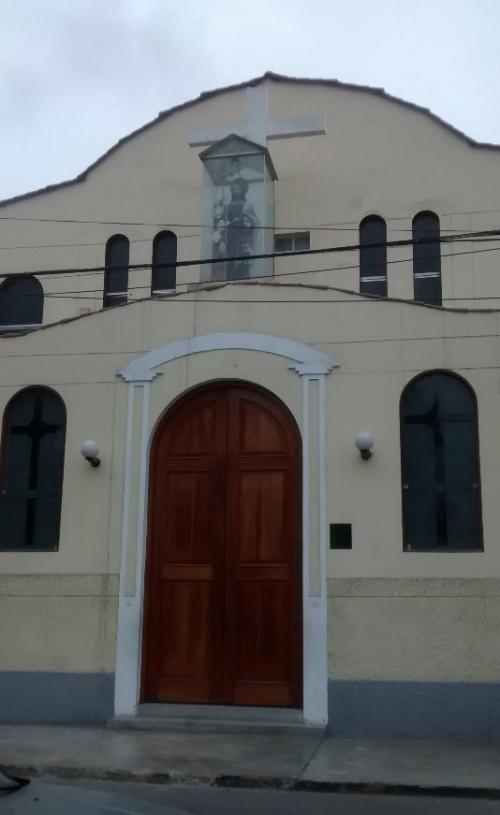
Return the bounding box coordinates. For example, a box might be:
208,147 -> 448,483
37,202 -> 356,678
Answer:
114,332 -> 338,726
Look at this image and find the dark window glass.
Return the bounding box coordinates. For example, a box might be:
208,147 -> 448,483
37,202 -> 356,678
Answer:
413,211 -> 442,306
152,231 -> 177,293
104,235 -> 129,308
359,216 -> 387,297
401,372 -> 482,551
0,387 -> 66,551
274,233 -> 310,253
293,233 -> 310,251
0,276 -> 43,329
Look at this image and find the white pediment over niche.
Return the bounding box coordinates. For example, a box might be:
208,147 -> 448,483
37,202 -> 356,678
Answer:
117,332 -> 339,382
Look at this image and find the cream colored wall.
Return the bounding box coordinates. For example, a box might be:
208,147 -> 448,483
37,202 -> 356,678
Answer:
0,287 -> 498,680
328,579 -> 500,683
0,575 -> 117,673
0,287 -> 498,581
1,78 -> 500,324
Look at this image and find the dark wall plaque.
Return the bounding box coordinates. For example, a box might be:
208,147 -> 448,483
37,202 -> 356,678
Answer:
330,523 -> 352,550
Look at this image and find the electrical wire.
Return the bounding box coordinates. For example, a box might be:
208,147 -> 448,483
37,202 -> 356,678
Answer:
38,244 -> 500,300
1,228 -> 499,283
0,209 -> 497,252
2,204 -> 500,226
0,223 -> 474,252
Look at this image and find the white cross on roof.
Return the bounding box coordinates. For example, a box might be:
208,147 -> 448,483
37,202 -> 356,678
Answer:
188,84 -> 327,148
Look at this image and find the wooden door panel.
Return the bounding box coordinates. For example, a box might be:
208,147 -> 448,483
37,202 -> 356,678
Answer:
143,383 -> 301,709
156,578 -> 213,702
235,582 -> 290,680
224,388 -> 302,708
237,469 -> 287,563
234,681 -> 294,706
160,469 -> 219,562
142,390 -> 226,703
238,398 -> 287,453
143,467 -> 222,702
167,399 -> 221,456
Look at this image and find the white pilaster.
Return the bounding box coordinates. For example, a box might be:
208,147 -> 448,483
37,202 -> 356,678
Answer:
114,380 -> 151,717
295,371 -> 329,725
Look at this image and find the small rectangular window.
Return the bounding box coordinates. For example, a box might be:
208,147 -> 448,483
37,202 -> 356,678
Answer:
274,233 -> 310,253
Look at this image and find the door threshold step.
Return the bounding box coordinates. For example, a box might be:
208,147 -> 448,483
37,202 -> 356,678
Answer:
138,703 -> 303,723
109,714 -> 325,736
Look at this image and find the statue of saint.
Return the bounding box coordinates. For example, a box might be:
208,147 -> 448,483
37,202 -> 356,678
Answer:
225,178 -> 258,280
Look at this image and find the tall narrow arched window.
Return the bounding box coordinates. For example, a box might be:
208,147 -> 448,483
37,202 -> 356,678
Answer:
400,372 -> 482,551
151,231 -> 177,294
359,216 -> 387,297
412,211 -> 442,306
0,387 -> 66,551
103,235 -> 129,308
0,275 -> 43,331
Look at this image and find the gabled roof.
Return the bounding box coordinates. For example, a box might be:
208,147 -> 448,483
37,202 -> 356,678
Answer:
199,133 -> 278,179
1,71 -> 499,210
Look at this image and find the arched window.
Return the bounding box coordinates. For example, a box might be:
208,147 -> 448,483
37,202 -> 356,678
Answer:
104,235 -> 129,308
359,216 -> 387,297
400,372 -> 482,551
412,211 -> 442,306
0,387 -> 66,551
151,231 -> 177,294
0,275 -> 43,330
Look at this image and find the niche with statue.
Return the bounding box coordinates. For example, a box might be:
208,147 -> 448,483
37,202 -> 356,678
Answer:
199,135 -> 276,282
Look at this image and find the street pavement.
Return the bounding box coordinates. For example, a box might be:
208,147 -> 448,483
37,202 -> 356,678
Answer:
2,725 -> 500,794
4,779 -> 500,814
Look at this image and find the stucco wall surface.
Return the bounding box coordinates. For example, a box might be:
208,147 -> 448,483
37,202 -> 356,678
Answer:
0,291 -> 498,579
0,574 -> 118,672
328,578 -> 500,682
0,77 -> 500,322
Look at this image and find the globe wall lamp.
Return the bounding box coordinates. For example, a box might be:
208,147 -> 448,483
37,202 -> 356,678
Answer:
355,432 -> 374,461
81,440 -> 101,468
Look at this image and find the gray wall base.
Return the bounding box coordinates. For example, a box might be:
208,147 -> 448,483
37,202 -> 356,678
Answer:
0,671 -> 114,723
4,672 -> 499,735
329,679 -> 500,739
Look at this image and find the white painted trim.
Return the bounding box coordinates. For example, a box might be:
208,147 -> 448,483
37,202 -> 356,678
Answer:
0,323 -> 41,333
134,382 -> 151,671
318,373 -> 328,600
114,332 -> 336,725
301,374 -> 329,725
301,374 -> 311,602
118,331 -> 338,382
114,382 -> 136,716
120,383 -> 135,594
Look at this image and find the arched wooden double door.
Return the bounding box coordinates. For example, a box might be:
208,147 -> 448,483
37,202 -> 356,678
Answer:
142,382 -> 302,708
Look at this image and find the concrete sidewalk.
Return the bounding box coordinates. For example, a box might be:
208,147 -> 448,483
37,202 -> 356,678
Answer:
1,725 -> 500,795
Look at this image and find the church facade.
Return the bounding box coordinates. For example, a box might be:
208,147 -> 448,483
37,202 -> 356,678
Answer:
1,73 -> 500,736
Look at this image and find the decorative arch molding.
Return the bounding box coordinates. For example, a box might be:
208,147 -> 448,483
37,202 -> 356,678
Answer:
114,331 -> 338,727
117,331 -> 339,382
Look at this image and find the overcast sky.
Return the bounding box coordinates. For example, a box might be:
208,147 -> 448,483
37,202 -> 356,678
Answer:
1,0 -> 499,201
